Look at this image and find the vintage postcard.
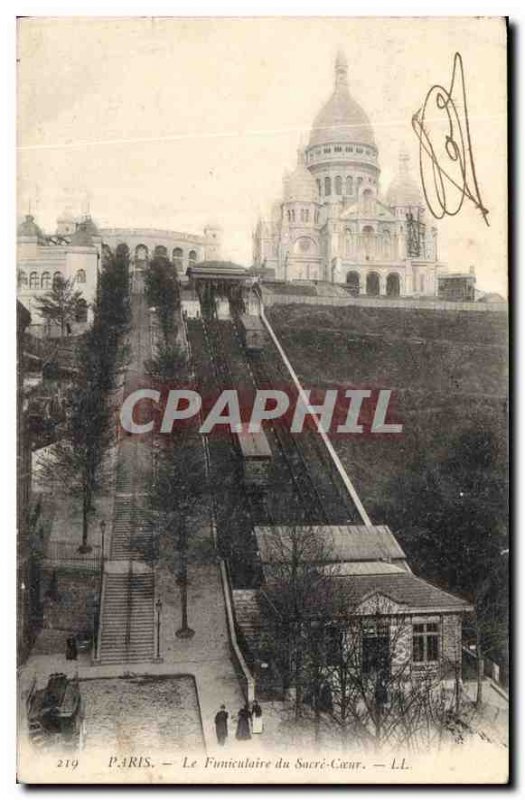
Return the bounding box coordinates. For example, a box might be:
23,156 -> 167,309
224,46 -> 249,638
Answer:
16,16 -> 508,784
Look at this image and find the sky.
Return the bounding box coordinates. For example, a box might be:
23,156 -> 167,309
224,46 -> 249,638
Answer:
17,17 -> 507,295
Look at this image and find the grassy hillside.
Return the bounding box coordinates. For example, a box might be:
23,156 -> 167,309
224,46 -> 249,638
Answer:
268,304 -> 507,508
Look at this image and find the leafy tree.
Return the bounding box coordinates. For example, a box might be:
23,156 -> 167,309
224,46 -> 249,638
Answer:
146,341 -> 187,383
35,276 -> 85,336
148,428 -> 210,637
144,256 -> 179,343
40,377 -> 111,552
37,244 -> 131,552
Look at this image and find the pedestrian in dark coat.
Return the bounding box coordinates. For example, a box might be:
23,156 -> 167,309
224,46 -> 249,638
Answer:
214,704 -> 229,746
235,704 -> 252,740
65,635 -> 77,661
251,700 -> 263,734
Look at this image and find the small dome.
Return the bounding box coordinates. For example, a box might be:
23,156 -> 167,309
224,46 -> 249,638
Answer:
70,222 -> 94,246
18,214 -> 44,239
386,150 -> 423,207
81,216 -> 100,237
284,150 -> 318,203
309,54 -> 375,148
57,206 -> 75,223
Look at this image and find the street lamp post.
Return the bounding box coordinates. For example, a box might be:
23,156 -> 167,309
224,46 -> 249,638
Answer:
100,519 -> 106,567
176,519 -> 195,640
155,597 -> 162,660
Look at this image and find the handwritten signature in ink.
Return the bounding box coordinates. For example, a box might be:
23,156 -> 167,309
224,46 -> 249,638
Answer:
411,52 -> 489,227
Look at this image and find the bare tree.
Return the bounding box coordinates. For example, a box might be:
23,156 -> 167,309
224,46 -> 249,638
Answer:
260,537 -> 463,751
258,524 -> 336,721
313,596 -> 463,752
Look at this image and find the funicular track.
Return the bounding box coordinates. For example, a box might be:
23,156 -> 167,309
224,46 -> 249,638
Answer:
185,309 -> 262,587
227,307 -> 360,525
247,327 -> 362,525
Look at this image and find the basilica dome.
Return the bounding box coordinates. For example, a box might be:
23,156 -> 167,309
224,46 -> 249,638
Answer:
386,151 -> 423,207
283,150 -> 318,203
309,52 -> 375,149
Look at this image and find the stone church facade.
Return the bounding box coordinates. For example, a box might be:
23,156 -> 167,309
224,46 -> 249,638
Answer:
253,52 -> 446,297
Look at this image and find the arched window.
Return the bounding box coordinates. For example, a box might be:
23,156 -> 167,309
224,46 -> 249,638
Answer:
346,176 -> 353,195
316,179 -> 321,196
135,244 -> 148,261
366,272 -> 380,296
346,271 -> 360,296
386,273 -> 400,297
362,225 -> 374,259
18,270 -> 28,288
324,176 -> 331,196
189,250 -> 197,266
41,272 -> 51,289
29,272 -> 39,289
154,245 -> 168,258
53,271 -> 63,287
76,269 -> 86,284
335,176 -> 342,195
172,248 -> 183,271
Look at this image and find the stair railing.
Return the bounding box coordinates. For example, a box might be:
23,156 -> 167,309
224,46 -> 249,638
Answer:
125,559 -> 133,659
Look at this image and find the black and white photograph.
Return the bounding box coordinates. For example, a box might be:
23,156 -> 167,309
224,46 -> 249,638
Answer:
14,14 -> 508,784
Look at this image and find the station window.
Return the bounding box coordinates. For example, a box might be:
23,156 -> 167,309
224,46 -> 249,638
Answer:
412,622 -> 439,663
41,272 -> 51,289
29,272 -> 38,289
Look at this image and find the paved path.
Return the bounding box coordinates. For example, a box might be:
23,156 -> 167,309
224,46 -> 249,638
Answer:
20,562 -> 245,752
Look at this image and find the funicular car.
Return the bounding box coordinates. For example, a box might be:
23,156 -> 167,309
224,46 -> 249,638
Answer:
235,424 -> 272,491
239,314 -> 266,353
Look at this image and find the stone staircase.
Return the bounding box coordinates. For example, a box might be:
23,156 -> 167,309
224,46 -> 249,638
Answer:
96,290 -> 157,665
231,589 -> 270,663
98,568 -> 155,664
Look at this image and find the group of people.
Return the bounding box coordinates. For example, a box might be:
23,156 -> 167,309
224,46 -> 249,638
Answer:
214,700 -> 263,746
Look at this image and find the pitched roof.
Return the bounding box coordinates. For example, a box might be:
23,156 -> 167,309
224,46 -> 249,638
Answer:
255,525 -> 406,564
327,572 -> 473,613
